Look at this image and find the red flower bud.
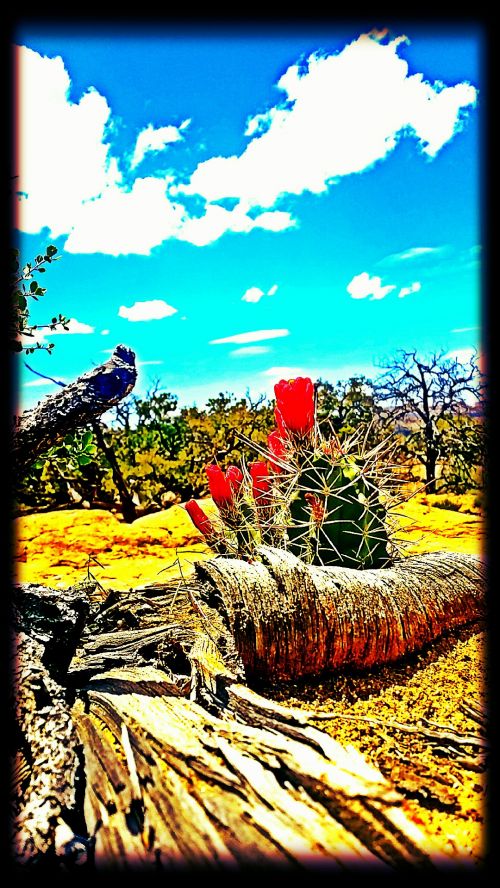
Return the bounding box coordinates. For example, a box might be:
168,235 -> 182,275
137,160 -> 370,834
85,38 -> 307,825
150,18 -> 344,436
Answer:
249,461 -> 271,507
305,492 -> 325,526
185,500 -> 215,537
226,465 -> 244,496
274,376 -> 315,437
267,430 -> 287,473
206,464 -> 243,509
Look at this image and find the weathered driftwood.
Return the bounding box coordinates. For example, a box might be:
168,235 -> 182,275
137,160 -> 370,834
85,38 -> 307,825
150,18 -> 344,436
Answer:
198,547 -> 485,679
12,344 -> 137,475
12,547 -> 485,871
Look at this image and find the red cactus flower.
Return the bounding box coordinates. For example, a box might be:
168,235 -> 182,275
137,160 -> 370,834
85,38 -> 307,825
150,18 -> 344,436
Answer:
185,500 -> 215,537
249,461 -> 271,507
267,430 -> 287,473
274,376 -> 315,437
206,464 -> 243,509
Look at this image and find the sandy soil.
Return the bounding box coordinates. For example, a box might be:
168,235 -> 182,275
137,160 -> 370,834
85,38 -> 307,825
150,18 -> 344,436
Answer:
13,493 -> 487,866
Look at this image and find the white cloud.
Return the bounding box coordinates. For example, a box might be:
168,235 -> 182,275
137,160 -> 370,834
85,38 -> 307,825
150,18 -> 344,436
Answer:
398,281 -> 421,298
230,346 -> 270,357
16,36 -> 477,256
242,283 -> 279,303
64,176 -> 186,255
118,300 -> 178,321
20,329 -> 47,347
138,360 -> 164,366
181,32 -> 477,209
451,325 -> 480,333
130,119 -> 191,169
210,329 -> 290,345
101,329 -> 110,335
379,245 -> 450,265
175,204 -> 294,248
242,287 -> 265,303
443,347 -> 477,364
16,45 -> 120,238
51,318 -> 95,334
347,272 -> 396,301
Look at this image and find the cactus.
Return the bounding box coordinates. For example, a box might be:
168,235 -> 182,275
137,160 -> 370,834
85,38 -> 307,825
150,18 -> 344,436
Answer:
185,376 -> 403,569
287,450 -> 391,568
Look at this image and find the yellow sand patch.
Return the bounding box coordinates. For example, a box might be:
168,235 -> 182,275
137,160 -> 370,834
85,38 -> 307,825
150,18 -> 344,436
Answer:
13,494 -> 484,590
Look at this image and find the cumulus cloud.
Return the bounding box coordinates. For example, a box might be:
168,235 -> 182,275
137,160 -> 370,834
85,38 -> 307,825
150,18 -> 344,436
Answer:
347,272 -> 396,301
398,281 -> 421,298
131,119 -> 191,169
180,31 -> 477,209
64,176 -> 185,256
175,204 -> 294,248
242,283 -> 279,303
15,35 -> 477,255
118,300 -> 178,321
51,318 -> 95,334
230,346 -> 270,357
210,329 -> 289,345
16,45 -> 120,238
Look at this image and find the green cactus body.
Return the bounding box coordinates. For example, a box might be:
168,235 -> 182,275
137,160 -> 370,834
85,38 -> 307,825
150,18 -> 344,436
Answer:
288,453 -> 390,569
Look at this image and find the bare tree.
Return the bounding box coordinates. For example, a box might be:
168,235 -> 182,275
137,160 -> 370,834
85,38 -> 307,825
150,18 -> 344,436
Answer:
374,349 -> 484,493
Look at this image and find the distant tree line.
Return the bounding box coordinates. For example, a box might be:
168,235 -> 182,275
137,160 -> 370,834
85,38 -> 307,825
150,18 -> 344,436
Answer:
15,351 -> 485,517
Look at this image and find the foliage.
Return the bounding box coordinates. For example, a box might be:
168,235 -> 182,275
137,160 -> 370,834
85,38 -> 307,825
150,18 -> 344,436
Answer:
10,244 -> 70,354
14,361 -> 486,514
14,427 -> 110,510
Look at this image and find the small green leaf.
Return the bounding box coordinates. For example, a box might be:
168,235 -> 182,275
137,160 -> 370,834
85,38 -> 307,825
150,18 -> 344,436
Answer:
46,245 -> 58,257
36,255 -> 44,263
64,434 -> 74,446
78,454 -> 92,466
38,267 -> 46,273
81,431 -> 93,447
30,280 -> 38,293
17,294 -> 27,310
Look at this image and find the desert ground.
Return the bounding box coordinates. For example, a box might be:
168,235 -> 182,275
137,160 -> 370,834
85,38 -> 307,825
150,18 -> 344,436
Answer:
13,491 -> 487,866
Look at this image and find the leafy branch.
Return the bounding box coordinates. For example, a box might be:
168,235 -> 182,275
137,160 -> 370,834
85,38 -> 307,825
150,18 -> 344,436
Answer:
10,244 -> 70,354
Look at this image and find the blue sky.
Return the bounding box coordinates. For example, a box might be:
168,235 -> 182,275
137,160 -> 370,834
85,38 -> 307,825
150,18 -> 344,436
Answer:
13,22 -> 483,415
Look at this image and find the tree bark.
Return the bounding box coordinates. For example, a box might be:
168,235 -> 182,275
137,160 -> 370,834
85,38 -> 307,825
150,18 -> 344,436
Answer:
11,547 -> 485,870
198,547 -> 485,680
13,344 -> 137,477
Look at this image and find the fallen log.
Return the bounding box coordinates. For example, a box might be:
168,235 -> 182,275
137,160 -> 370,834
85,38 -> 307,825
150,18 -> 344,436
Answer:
198,547 -> 485,679
12,545 -> 485,870
12,344 -> 137,476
